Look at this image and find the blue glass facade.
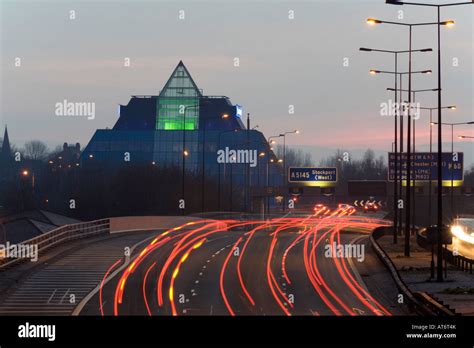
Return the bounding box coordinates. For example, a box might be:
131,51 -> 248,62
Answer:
80,61 -> 284,208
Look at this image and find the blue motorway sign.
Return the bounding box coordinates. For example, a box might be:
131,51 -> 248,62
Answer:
288,167 -> 337,184
388,152 -> 463,183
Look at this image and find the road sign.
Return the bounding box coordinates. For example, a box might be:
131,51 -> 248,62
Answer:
354,199 -> 385,207
388,152 -> 463,184
288,167 -> 337,185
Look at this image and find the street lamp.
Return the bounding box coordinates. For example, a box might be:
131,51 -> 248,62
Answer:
431,121 -> 474,215
385,0 -> 472,283
418,105 -> 457,229
431,121 -> 471,279
180,103 -> 202,215
21,169 -> 35,189
217,128 -> 240,211
400,89 -> 440,233
280,130 -> 299,212
371,71 -> 433,243
367,16 -> 454,258
266,135 -> 284,215
458,135 -> 474,139
201,113 -> 230,212
361,45 -> 432,244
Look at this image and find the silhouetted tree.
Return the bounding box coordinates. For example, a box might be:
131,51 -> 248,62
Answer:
23,140 -> 49,160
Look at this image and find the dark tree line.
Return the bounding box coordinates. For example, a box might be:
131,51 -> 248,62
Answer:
319,149 -> 387,184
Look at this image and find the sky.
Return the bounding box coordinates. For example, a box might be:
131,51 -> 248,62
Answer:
1,0 -> 473,165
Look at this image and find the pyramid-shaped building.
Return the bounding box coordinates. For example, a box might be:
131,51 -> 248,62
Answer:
80,61 -> 283,209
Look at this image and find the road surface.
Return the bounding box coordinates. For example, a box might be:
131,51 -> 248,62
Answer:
79,209 -> 400,316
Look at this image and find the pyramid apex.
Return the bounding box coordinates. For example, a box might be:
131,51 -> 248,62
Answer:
159,61 -> 202,98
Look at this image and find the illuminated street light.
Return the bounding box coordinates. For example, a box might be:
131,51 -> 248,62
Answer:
384,0 -> 471,282
431,121 -> 474,218
366,18 -> 382,25
360,40 -> 436,238
201,112 -> 231,212
419,105 -> 457,227
442,20 -> 455,27
365,15 -> 453,258
370,69 -> 432,75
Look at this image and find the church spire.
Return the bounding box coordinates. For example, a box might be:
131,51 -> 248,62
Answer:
1,125 -> 12,159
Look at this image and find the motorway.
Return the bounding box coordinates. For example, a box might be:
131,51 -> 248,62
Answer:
78,208 -> 400,316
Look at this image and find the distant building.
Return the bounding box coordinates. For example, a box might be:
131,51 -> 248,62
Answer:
81,61 -> 284,210
48,142 -> 81,171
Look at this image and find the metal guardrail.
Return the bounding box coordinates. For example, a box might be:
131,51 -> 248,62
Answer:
413,292 -> 456,316
370,226 -> 433,315
446,251 -> 473,274
371,226 -> 456,316
0,218 -> 110,270
417,228 -> 473,274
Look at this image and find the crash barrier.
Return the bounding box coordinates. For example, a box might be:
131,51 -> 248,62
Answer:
0,219 -> 110,270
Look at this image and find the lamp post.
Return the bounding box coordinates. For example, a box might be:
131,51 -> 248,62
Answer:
385,0 -> 471,284
361,46 -> 432,244
431,121 -> 474,215
392,90 -> 440,232
181,104 -> 200,215
280,130 -> 299,212
217,128 -> 240,211
431,120 -> 472,278
362,47 -> 432,244
20,169 -> 35,211
267,134 -> 282,212
368,17 -> 454,258
201,113 -> 229,212
419,105 -> 456,227
21,169 -> 35,190
370,69 -> 432,244
401,89 -> 439,231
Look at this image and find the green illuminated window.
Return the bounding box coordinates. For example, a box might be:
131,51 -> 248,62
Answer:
156,61 -> 202,131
